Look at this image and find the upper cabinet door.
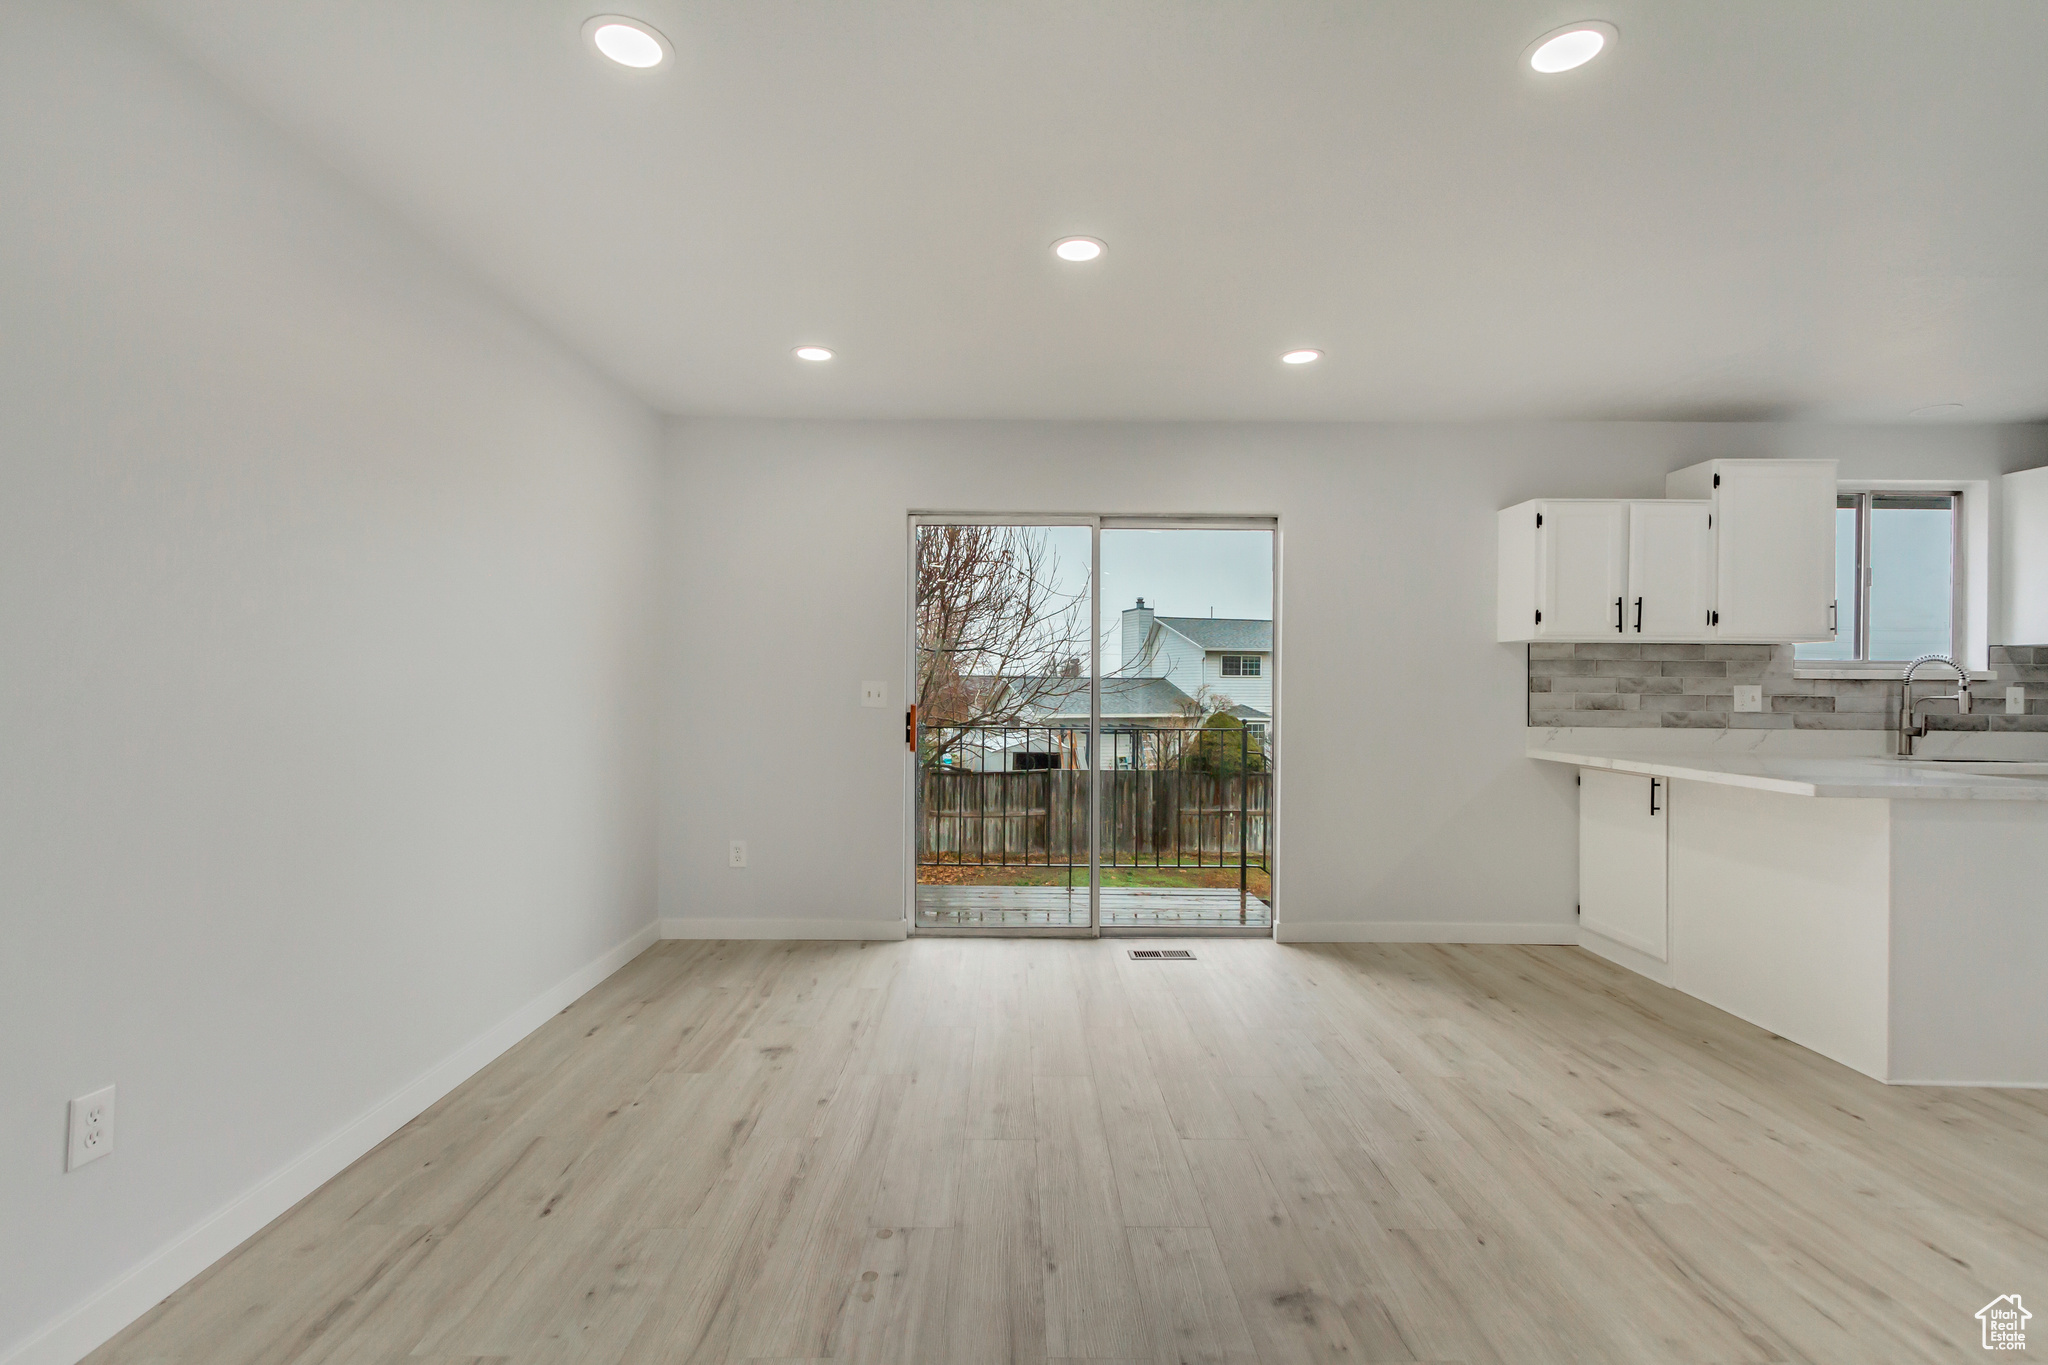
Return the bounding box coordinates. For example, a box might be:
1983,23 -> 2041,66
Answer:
1538,501 -> 1629,639
1628,501 -> 1713,639
1711,462 -> 1836,640
2004,466 -> 2048,646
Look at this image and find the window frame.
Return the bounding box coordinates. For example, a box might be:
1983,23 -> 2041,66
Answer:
1221,654 -> 1261,678
1804,488 -> 1964,666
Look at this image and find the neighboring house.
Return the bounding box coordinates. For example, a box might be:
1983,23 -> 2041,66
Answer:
922,599 -> 1272,770
930,674 -> 1205,769
1119,599 -> 1272,724
1024,674 -> 1220,728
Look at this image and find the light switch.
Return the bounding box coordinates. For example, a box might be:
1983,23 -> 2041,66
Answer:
1732,685 -> 1763,713
2010,686 -> 2028,716
860,681 -> 887,708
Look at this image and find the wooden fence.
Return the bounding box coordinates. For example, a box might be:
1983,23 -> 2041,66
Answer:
918,768 -> 1271,869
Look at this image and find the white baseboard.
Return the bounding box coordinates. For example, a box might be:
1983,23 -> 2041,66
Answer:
1577,925 -> 1676,986
658,916 -> 907,941
1275,920 -> 1578,944
2,920 -> 661,1365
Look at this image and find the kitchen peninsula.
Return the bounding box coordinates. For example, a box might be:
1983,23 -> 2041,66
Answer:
1531,737 -> 2048,1086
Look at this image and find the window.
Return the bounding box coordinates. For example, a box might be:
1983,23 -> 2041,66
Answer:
1221,655 -> 1261,677
1796,491 -> 1959,663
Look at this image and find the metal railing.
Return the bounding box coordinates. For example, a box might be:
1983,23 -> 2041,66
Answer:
917,723 -> 1271,918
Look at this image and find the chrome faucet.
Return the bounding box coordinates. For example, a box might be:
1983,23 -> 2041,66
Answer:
1898,654 -> 1972,757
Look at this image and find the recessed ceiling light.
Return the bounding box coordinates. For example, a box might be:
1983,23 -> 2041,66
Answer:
794,346 -> 834,362
1909,402 -> 1964,418
1527,21 -> 1616,74
1281,349 -> 1322,365
1052,237 -> 1106,263
583,15 -> 670,69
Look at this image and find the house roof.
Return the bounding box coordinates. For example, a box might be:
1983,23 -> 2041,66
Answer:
1024,676 -> 1268,724
1154,617 -> 1272,653
1026,675 -> 1195,720
936,673 -> 1268,724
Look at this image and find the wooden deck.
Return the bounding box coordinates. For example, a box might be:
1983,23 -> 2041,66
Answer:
916,884 -> 1272,928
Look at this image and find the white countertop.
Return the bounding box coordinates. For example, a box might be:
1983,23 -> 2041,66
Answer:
1527,746 -> 2048,800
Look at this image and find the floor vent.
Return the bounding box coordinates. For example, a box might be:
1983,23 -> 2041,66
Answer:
1128,949 -> 1195,960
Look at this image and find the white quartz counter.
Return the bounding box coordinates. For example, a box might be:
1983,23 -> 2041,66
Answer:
1527,745 -> 2048,800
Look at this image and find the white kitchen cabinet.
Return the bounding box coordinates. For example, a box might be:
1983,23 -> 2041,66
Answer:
1627,500 -> 1715,639
1544,747 -> 2048,1084
1498,498 -> 1713,642
1578,767 -> 1668,961
1667,458 -> 1837,641
1503,460 -> 1839,644
2004,465 -> 2048,645
1497,500 -> 1628,641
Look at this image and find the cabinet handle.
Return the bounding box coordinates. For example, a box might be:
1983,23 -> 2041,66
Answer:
1828,600 -> 1838,634
1633,597 -> 1643,633
1614,596 -> 1624,633
1649,778 -> 1661,815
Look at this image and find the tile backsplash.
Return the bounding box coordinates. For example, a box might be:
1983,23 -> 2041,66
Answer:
1528,644 -> 2048,730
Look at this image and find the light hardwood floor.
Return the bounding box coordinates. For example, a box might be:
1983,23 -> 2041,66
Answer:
87,939 -> 2048,1364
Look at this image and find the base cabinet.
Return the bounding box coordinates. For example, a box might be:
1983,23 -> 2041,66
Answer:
1577,768 -> 1668,960
1571,766 -> 2048,1085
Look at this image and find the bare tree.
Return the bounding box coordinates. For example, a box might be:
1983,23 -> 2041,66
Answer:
1169,683 -> 1238,727
917,525 -> 1088,765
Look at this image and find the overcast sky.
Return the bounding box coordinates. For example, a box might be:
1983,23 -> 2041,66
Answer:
1101,529 -> 1273,670
935,525 -> 1273,674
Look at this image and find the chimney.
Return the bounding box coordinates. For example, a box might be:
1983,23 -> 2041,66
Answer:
1121,598 -> 1157,676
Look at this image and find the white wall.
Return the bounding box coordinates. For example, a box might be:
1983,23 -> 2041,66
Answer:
661,418 -> 2048,940
1149,625 -> 1209,698
0,3 -> 660,1357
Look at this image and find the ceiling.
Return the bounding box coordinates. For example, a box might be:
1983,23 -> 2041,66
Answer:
124,0 -> 2048,422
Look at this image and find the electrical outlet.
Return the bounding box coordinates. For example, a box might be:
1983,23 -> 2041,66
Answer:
2011,686 -> 2028,716
728,839 -> 748,868
1732,684 -> 1763,713
860,681 -> 887,708
67,1085 -> 115,1171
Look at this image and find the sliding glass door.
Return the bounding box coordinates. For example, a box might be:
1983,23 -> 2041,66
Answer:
909,515 -> 1276,935
1097,522 -> 1274,929
912,518 -> 1098,933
